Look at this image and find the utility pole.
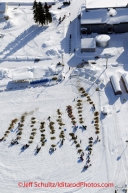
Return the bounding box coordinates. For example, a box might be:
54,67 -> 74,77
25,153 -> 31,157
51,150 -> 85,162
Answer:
106,55 -> 108,69
62,54 -> 64,65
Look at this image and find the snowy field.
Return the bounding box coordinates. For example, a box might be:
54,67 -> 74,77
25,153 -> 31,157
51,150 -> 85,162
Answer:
0,6 -> 68,60
0,0 -> 128,193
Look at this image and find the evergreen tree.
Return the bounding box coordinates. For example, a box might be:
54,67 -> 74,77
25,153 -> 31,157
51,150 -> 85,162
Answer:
33,0 -> 40,24
38,2 -> 45,25
33,1 -> 52,26
33,0 -> 37,10
44,2 -> 48,9
44,3 -> 52,24
42,6 -> 46,25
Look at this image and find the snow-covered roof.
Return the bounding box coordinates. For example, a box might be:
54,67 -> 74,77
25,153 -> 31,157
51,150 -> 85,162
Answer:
86,0 -> 128,9
81,8 -> 128,25
81,38 -> 96,49
0,2 -> 6,12
110,75 -> 121,93
122,73 -> 128,90
12,71 -> 33,81
95,35 -> 110,43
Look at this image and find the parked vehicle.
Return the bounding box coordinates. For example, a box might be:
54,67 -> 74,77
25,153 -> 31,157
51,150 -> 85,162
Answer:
63,0 -> 70,5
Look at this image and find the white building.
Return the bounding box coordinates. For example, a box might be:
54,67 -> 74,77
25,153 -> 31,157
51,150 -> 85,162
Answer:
86,0 -> 128,9
12,72 -> 33,82
81,38 -> 96,52
110,76 -> 122,95
121,74 -> 128,92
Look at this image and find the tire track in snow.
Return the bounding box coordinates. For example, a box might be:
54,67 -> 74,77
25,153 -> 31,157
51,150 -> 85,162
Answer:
103,70 -> 127,190
112,104 -> 128,188
21,8 -> 44,57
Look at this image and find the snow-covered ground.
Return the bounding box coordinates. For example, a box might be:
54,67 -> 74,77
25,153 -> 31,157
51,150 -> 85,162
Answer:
0,0 -> 128,193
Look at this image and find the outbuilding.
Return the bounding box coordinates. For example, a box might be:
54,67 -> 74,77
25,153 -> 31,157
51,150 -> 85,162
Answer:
121,73 -> 128,92
81,38 -> 96,52
81,6 -> 128,34
12,71 -> 33,82
110,75 -> 122,95
86,0 -> 128,9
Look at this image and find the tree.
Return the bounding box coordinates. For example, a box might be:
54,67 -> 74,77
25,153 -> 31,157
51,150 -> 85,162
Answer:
33,1 -> 52,25
44,2 -> 52,24
33,0 -> 37,10
33,2 -> 40,24
44,2 -> 48,9
38,2 -> 46,25
33,1 -> 44,25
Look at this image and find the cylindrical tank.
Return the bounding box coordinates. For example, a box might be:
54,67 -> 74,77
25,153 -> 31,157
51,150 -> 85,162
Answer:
95,35 -> 110,47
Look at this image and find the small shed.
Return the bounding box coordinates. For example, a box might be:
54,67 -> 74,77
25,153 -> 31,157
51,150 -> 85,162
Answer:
110,75 -> 122,95
12,71 -> 33,82
121,73 -> 128,92
81,38 -> 96,52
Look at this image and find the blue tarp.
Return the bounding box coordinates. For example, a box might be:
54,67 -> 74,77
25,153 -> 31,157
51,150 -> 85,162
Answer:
30,78 -> 50,84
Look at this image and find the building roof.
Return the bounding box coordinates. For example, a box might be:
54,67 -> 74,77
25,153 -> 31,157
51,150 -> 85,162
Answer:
86,0 -> 128,9
81,38 -> 96,49
12,71 -> 33,81
122,73 -> 128,90
0,2 -> 6,12
110,75 -> 121,92
95,35 -> 110,43
81,7 -> 128,25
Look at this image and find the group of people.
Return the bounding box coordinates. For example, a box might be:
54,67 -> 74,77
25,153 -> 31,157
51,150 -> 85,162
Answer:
22,144 -> 29,150
83,137 -> 94,170
83,151 -> 92,170
82,125 -> 87,130
80,152 -> 84,161
49,147 -> 56,153
11,139 -> 19,145
36,146 -> 41,154
58,15 -> 66,24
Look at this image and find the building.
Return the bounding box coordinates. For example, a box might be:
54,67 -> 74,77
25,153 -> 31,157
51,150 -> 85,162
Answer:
121,74 -> 128,92
81,6 -> 128,34
12,72 -> 33,82
81,38 -> 96,52
86,0 -> 128,10
110,76 -> 122,95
